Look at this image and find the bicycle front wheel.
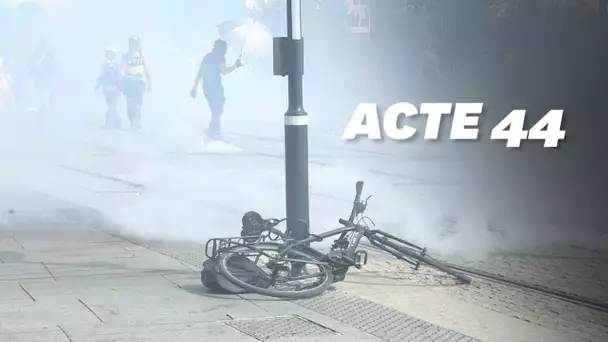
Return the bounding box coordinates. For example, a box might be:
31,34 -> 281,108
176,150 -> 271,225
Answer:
217,243 -> 334,299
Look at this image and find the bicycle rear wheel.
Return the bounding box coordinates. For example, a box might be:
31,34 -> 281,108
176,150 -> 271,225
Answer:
368,234 -> 472,284
217,243 -> 334,299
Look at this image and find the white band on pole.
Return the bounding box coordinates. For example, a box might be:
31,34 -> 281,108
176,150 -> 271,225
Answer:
290,0 -> 302,40
285,116 -> 308,126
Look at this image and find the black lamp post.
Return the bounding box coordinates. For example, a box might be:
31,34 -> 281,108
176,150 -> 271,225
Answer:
273,0 -> 309,241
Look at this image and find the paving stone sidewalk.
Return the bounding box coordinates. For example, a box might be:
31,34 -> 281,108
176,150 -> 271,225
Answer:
0,185 -> 480,342
337,249 -> 608,342
2,121 -> 605,342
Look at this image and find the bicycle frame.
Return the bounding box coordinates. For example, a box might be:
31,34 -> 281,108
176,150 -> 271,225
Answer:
209,224 -> 367,269
275,223 -> 431,270
209,221 -> 429,270
277,223 -> 366,258
268,224 -> 431,277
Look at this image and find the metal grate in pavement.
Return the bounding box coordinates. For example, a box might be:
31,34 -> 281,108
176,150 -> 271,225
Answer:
226,315 -> 338,341
127,240 -> 478,341
295,291 -> 479,342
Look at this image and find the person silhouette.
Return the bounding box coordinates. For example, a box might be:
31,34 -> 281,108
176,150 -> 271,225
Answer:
190,39 -> 242,141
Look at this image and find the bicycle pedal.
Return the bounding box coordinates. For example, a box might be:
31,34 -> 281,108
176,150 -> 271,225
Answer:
354,250 -> 368,267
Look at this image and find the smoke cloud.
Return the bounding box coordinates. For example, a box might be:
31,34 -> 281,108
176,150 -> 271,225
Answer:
1,1 -> 604,261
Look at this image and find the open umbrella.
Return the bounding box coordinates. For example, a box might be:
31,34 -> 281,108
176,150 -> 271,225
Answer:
216,18 -> 273,58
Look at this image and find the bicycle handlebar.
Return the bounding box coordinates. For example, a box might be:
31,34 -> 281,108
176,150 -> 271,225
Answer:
356,180 -> 363,197
340,180 -> 365,225
338,218 -> 350,226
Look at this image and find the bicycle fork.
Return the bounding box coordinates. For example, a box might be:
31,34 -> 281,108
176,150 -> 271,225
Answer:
345,230 -> 369,269
367,233 -> 427,270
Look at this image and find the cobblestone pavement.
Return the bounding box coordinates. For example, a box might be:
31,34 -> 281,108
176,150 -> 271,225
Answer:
345,250 -> 608,342
451,253 -> 608,304
125,237 -> 607,341
2,192 -> 475,342
4,118 -> 606,341
450,279 -> 608,342
4,181 -> 605,341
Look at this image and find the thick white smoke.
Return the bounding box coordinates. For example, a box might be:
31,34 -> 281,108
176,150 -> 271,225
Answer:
1,1 -> 604,261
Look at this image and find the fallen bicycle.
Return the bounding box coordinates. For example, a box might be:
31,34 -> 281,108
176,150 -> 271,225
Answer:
201,181 -> 472,299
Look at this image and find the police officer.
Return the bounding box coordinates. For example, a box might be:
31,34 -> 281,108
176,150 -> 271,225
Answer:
120,36 -> 151,131
95,47 -> 121,129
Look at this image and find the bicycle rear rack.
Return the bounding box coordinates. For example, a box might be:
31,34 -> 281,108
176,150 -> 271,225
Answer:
205,236 -> 258,259
205,231 -> 289,259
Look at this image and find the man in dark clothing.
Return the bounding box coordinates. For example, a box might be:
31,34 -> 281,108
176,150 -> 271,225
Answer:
29,37 -> 58,114
95,47 -> 121,129
190,39 -> 242,140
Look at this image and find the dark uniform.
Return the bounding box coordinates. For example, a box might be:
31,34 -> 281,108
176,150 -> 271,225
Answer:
97,50 -> 121,128
120,36 -> 148,131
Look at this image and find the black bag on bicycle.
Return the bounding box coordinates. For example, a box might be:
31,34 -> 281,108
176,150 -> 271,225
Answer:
201,259 -> 249,294
240,211 -> 266,242
201,247 -> 270,293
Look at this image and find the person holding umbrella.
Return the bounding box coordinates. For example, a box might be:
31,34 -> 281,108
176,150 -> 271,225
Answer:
190,39 -> 242,141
